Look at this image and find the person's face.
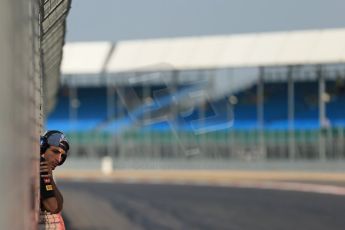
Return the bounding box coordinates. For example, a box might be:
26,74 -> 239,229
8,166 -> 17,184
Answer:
43,146 -> 66,170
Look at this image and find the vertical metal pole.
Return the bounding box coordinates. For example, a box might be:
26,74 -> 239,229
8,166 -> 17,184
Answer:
102,44 -> 116,158
288,66 -> 296,160
227,69 -> 234,158
171,70 -> 179,158
158,72 -> 167,159
69,83 -> 78,156
143,79 -> 150,158
318,65 -> 326,160
207,70 -> 215,157
199,71 -> 208,157
107,82 -> 115,121
318,66 -> 327,129
106,78 -> 115,157
227,100 -> 232,157
116,84 -> 124,158
340,127 -> 345,159
148,83 -> 153,157
135,73 -> 142,158
257,67 -> 266,159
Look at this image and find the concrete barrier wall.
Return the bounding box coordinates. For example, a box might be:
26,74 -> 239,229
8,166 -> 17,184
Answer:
0,0 -> 41,229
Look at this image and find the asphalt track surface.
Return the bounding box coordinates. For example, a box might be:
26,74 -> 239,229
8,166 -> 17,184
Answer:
60,181 -> 345,230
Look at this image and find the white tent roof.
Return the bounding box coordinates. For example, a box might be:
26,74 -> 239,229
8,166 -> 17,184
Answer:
61,28 -> 345,75
61,42 -> 113,74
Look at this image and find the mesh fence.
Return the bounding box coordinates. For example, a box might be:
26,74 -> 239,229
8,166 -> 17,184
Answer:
67,127 -> 345,161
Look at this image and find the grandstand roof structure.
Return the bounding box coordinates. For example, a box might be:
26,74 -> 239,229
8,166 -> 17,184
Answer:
62,28 -> 345,75
62,42 -> 113,74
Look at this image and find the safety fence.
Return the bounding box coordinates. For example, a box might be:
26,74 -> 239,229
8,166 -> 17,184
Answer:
67,127 -> 345,161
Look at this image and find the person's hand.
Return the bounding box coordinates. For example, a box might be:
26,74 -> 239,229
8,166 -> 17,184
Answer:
40,157 -> 55,200
40,158 -> 53,179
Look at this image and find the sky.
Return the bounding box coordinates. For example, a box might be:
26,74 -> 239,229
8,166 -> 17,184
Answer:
66,0 -> 345,42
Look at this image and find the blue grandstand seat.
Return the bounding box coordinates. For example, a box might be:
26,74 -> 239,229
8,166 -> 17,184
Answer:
47,81 -> 345,133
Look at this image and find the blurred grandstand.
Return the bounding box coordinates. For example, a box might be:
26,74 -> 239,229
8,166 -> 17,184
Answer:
47,28 -> 345,161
